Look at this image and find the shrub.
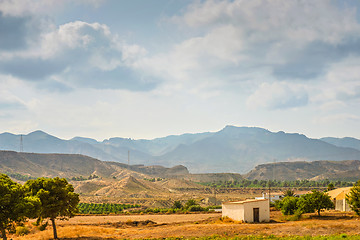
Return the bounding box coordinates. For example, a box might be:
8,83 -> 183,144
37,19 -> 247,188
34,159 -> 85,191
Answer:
297,190 -> 334,216
39,221 -> 48,231
16,226 -> 29,236
188,205 -> 205,212
185,199 -> 197,209
172,200 -> 183,209
281,196 -> 299,215
220,216 -> 234,223
346,181 -> 360,216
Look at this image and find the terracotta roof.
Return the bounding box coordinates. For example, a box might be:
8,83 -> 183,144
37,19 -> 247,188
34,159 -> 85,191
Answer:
327,187 -> 352,199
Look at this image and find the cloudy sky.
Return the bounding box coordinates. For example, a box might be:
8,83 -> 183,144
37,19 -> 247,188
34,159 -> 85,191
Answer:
1,0 -> 360,140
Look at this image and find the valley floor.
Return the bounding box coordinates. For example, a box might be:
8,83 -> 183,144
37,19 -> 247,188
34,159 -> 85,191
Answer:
10,211 -> 360,240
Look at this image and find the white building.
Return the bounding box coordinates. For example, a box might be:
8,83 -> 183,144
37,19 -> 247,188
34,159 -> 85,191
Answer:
255,192 -> 283,203
222,199 -> 270,223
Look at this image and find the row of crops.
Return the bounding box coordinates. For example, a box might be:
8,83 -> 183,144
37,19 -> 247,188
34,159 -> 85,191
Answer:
78,203 -> 141,214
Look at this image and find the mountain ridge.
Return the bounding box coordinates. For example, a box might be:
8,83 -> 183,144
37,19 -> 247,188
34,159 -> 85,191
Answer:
1,126 -> 360,173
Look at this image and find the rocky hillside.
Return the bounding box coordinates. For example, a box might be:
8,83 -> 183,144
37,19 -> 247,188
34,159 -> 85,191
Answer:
0,150 -> 187,179
245,160 -> 360,181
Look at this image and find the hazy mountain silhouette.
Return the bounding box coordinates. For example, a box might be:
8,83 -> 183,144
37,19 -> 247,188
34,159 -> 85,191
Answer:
321,137 -> 360,151
1,126 -> 360,173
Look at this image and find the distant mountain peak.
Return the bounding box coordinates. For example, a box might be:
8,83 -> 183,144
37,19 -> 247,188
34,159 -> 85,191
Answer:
71,136 -> 99,144
220,125 -> 271,135
27,130 -> 50,136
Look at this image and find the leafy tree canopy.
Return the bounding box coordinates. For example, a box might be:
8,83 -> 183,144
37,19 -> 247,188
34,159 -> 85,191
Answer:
283,189 -> 295,197
172,200 -> 183,209
297,190 -> 334,216
327,183 -> 335,191
346,180 -> 360,216
0,174 -> 39,240
184,199 -> 197,209
25,177 -> 79,239
279,196 -> 299,215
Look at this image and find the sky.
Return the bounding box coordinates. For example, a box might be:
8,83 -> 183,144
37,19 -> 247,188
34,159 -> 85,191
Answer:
1,0 -> 360,141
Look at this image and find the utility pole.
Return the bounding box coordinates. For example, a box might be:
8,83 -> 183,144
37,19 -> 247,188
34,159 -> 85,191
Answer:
213,187 -> 217,205
20,134 -> 23,152
128,150 -> 130,166
268,179 -> 271,205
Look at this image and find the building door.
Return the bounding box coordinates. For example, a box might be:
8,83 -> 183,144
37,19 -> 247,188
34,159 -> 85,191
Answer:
253,208 -> 260,223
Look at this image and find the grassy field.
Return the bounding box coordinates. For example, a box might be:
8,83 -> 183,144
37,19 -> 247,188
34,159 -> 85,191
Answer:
9,210 -> 360,240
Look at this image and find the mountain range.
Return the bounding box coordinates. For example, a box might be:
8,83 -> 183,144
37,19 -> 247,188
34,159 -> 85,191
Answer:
1,126 -> 360,173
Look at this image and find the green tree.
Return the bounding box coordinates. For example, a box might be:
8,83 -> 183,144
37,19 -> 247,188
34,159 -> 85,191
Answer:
283,189 -> 295,197
184,199 -> 197,209
25,177 -> 79,240
346,181 -> 360,216
172,200 -> 183,209
297,190 -> 334,216
279,196 -> 299,215
0,174 -> 39,240
327,183 -> 335,191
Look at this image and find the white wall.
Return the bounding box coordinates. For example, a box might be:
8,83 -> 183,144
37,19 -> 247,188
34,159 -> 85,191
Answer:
222,200 -> 270,223
222,202 -> 244,221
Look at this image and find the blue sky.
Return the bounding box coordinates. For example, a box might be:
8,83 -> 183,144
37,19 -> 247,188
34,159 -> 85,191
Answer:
0,0 -> 360,140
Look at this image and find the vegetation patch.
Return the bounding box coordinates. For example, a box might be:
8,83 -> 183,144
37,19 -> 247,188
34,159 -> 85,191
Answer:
200,179 -> 354,188
78,203 -> 141,214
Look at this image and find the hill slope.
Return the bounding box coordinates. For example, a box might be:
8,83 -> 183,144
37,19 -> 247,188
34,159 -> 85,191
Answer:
0,151 -> 187,179
245,160 -> 360,181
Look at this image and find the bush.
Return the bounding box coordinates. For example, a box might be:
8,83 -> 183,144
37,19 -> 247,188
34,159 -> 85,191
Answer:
188,205 -> 205,212
346,181 -> 360,216
220,216 -> 234,223
274,200 -> 283,210
172,200 -> 183,209
185,199 -> 197,209
39,221 -> 48,231
281,196 -> 299,215
16,226 -> 29,236
297,190 -> 334,216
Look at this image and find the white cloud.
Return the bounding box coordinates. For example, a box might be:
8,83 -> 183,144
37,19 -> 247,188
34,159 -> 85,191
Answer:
0,19 -> 150,89
314,113 -> 360,124
176,0 -> 360,44
0,0 -> 103,17
310,57 -> 360,109
246,82 -> 308,110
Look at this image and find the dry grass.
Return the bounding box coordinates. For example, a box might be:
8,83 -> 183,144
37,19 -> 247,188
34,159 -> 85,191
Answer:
9,211 -> 360,240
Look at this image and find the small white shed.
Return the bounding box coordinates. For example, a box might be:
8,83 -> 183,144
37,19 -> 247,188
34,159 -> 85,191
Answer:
222,199 -> 270,223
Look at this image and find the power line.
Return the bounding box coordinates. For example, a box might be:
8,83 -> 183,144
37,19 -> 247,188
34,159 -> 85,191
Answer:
128,150 -> 130,166
20,134 -> 23,152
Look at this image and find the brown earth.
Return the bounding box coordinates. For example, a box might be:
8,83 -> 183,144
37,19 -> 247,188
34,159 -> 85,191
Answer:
10,211 -> 360,240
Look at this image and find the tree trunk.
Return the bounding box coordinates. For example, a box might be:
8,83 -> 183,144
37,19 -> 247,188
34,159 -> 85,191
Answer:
0,227 -> 7,240
51,218 -> 58,239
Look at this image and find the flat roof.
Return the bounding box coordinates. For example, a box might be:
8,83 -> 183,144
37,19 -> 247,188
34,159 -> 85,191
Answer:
223,198 -> 269,204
